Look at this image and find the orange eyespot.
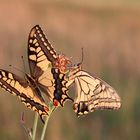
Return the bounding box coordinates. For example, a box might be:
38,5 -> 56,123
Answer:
73,103 -> 78,111
53,100 -> 59,107
44,106 -> 49,112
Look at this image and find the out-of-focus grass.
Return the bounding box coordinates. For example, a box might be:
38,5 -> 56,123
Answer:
0,1 -> 140,140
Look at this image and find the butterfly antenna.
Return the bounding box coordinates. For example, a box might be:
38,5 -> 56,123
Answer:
21,56 -> 26,74
9,64 -> 25,74
78,48 -> 84,66
9,56 -> 27,75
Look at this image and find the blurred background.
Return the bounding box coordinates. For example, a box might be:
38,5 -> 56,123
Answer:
0,0 -> 140,140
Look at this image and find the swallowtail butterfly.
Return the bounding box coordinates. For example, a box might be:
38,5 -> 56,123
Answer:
28,25 -> 72,107
0,25 -> 66,121
67,64 -> 121,116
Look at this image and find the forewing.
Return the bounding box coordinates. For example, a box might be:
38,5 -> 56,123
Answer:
28,25 -> 57,78
72,71 -> 121,116
0,70 -> 49,118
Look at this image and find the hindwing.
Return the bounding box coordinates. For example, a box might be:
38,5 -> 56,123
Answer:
67,69 -> 121,116
51,68 -> 72,106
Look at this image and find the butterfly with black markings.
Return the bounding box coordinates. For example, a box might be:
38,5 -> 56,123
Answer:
0,25 -> 63,122
28,25 -> 72,107
67,63 -> 121,116
28,25 -> 121,117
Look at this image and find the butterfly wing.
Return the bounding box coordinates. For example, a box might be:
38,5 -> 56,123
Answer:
28,25 -> 57,78
28,25 -> 72,106
0,69 -> 49,119
51,68 -> 72,106
68,70 -> 121,116
38,68 -> 72,106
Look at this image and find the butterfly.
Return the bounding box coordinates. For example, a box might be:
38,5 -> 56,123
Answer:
67,63 -> 121,116
28,25 -> 72,107
0,25 -> 61,121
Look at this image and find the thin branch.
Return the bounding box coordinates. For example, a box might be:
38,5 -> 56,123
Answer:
40,105 -> 56,140
32,113 -> 39,140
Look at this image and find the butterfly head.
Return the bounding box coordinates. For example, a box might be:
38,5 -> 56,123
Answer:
68,57 -> 83,78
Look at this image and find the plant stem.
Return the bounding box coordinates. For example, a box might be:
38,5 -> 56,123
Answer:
40,115 -> 50,140
40,106 -> 55,140
32,113 -> 39,140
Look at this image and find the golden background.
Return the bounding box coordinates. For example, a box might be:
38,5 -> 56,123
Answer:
0,0 -> 140,139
